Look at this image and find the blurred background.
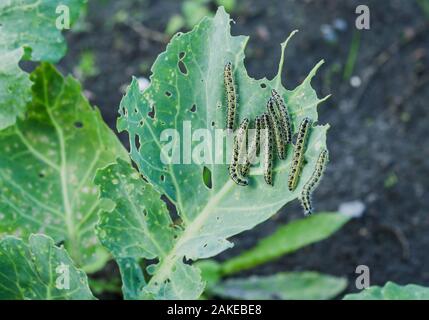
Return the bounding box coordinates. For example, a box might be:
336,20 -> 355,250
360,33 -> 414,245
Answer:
59,0 -> 429,297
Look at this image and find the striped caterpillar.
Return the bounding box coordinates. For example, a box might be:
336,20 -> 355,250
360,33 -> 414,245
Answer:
233,114 -> 273,186
224,62 -> 237,131
267,97 -> 287,160
271,89 -> 292,147
229,118 -> 249,186
301,149 -> 329,215
223,65 -> 319,190
260,113 -> 274,186
241,116 -> 261,177
288,117 -> 312,191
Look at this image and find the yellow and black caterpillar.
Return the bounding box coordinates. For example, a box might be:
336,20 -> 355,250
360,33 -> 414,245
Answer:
300,149 -> 329,215
260,113 -> 274,186
224,63 -> 321,197
288,117 -> 312,191
229,118 -> 249,186
224,62 -> 237,131
267,89 -> 292,160
241,116 -> 262,177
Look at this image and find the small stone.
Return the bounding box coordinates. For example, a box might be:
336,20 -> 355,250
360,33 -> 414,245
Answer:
333,18 -> 347,31
321,24 -> 337,43
350,76 -> 362,87
338,200 -> 366,218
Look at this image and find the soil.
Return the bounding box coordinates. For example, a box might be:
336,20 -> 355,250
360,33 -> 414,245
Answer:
60,0 -> 429,298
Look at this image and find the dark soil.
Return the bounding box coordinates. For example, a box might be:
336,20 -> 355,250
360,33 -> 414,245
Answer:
60,0 -> 429,298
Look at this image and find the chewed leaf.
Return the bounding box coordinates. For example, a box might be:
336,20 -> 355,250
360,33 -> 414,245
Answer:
116,7 -> 329,299
0,0 -> 86,62
0,234 -> 94,300
0,0 -> 86,129
0,48 -> 32,130
95,158 -> 177,261
0,63 -> 128,272
95,159 -> 204,299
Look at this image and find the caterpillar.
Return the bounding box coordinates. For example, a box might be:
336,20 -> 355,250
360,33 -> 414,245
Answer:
300,149 -> 329,215
224,62 -> 237,131
241,116 -> 262,177
260,113 -> 274,186
267,97 -> 287,160
271,89 -> 292,146
229,118 -> 249,186
288,117 -> 312,191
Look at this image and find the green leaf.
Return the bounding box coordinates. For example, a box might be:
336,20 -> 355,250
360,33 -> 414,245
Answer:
0,0 -> 86,129
0,234 -> 94,300
0,0 -> 86,62
0,48 -> 32,129
116,258 -> 146,300
210,272 -> 347,300
196,259 -> 222,290
220,212 -> 351,275
95,158 -> 204,299
117,7 -> 329,299
0,63 -> 128,272
343,282 -> 429,300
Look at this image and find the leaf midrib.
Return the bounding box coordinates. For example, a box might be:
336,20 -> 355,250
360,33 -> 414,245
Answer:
147,177 -> 234,290
40,72 -> 77,262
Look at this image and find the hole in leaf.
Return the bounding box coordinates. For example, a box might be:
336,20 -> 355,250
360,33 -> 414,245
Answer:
165,91 -> 172,97
178,60 -> 188,75
190,104 -> 197,112
161,195 -> 179,221
160,174 -> 165,182
182,256 -> 192,265
260,83 -> 267,88
56,240 -> 65,246
211,121 -> 215,127
38,172 -> 45,178
148,105 -> 156,119
139,119 -> 144,127
178,51 -> 185,59
74,121 -> 83,128
203,166 -> 212,189
134,135 -> 141,151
